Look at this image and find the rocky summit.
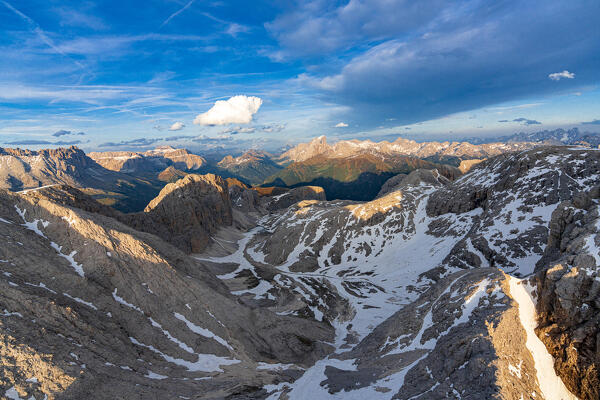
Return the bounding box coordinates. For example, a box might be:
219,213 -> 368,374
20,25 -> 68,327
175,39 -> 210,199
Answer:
0,146 -> 598,400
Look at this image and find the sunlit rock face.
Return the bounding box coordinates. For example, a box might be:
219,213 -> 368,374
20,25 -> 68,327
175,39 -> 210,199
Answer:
277,135 -> 539,163
122,173 -> 233,254
1,146 -> 597,399
89,146 -> 206,173
0,187 -> 333,399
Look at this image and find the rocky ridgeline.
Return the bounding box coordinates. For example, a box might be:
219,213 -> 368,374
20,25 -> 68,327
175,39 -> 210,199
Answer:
0,146 -> 162,213
217,150 -> 283,185
0,146 -> 95,190
278,135 -> 539,163
0,146 -> 598,399
89,146 -> 206,174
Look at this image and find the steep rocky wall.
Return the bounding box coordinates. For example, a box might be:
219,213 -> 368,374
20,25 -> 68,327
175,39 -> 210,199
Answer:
534,187 -> 600,400
123,174 -> 233,253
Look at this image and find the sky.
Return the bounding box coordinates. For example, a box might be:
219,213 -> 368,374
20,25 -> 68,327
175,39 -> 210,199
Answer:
0,0 -> 599,153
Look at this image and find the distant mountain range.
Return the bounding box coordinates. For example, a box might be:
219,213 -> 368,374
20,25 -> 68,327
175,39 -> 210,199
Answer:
88,146 -> 207,178
265,152 -> 460,200
3,129 -> 598,209
266,135 -> 538,200
277,135 -> 539,163
466,127 -> 600,146
0,146 -> 161,212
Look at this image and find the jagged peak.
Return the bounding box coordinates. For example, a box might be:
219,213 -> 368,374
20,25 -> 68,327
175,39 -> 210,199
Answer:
144,173 -> 227,212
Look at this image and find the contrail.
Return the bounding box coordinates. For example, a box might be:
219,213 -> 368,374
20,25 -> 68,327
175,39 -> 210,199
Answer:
161,0 -> 196,28
1,0 -> 86,70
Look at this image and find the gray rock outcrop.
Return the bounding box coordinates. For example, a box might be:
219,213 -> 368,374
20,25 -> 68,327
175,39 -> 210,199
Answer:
123,174 -> 233,253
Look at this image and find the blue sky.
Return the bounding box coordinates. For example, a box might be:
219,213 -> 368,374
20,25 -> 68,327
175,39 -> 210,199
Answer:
0,0 -> 599,152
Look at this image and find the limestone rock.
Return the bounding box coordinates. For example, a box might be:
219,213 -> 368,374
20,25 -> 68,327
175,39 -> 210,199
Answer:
123,174 -> 233,253
533,189 -> 600,400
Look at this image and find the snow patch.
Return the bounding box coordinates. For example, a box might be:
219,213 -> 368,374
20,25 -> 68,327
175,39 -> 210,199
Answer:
63,293 -> 98,310
129,337 -> 239,372
112,288 -> 143,313
508,275 -> 578,400
173,312 -> 233,351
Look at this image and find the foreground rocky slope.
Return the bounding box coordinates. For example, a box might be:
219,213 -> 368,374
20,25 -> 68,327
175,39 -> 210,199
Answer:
1,146 -> 597,399
0,187 -> 333,399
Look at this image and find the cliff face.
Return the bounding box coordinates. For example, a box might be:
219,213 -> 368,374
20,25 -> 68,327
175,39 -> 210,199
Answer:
123,174 -> 233,253
534,187 -> 600,400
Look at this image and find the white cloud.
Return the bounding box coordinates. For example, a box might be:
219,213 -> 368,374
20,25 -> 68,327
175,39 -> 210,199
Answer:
193,95 -> 262,126
335,122 -> 349,127
548,70 -> 575,81
169,121 -> 185,131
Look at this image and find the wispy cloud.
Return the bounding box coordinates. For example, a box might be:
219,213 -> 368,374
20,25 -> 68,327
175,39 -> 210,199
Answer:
1,0 -> 87,70
55,8 -> 107,30
48,33 -> 208,56
54,139 -> 87,145
161,0 -> 196,28
334,122 -> 348,127
99,138 -> 163,147
5,139 -> 52,145
201,12 -> 249,37
164,134 -> 196,141
3,138 -> 87,146
219,126 -> 256,135
489,103 -> 543,111
582,119 -> 600,125
261,124 -> 285,133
